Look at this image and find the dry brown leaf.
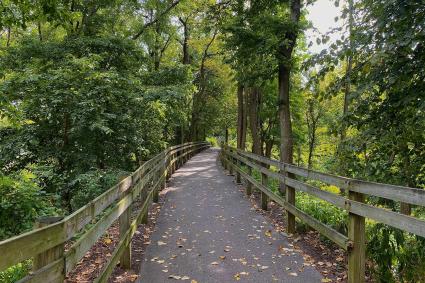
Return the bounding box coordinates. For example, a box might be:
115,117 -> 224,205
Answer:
265,230 -> 272,237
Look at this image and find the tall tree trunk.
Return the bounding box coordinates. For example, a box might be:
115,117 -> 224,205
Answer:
38,22 -> 43,41
278,64 -> 294,165
306,99 -> 319,170
278,0 -> 301,234
225,128 -> 229,145
189,30 -> 217,142
265,139 -> 274,159
179,17 -> 190,143
278,0 -> 301,190
248,87 -> 262,155
340,0 -> 354,147
237,84 -> 247,150
6,27 -> 11,47
190,109 -> 198,141
400,142 -> 412,215
180,17 -> 190,65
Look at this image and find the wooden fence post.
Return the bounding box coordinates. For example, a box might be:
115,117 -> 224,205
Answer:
246,165 -> 252,196
223,147 -> 228,170
261,172 -> 268,211
236,153 -> 241,184
33,216 -> 65,279
229,150 -> 234,176
119,203 -> 131,269
166,150 -> 172,181
153,162 -> 161,203
348,189 -> 366,283
161,154 -> 166,190
285,165 -> 296,234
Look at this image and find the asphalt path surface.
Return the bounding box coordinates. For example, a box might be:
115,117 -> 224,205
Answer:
139,148 -> 322,283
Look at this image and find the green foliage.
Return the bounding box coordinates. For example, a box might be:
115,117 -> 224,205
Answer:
0,170 -> 59,240
69,169 -> 128,211
367,224 -> 425,283
295,192 -> 348,235
0,260 -> 31,283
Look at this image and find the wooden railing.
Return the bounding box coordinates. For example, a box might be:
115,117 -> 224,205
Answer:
220,145 -> 425,283
0,142 -> 209,283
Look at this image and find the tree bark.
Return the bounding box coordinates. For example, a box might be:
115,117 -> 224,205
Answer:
6,27 -> 11,47
278,0 -> 301,235
189,30 -> 217,141
278,64 -> 294,165
306,99 -> 320,169
278,0 -> 301,193
38,22 -> 43,41
237,84 -> 247,150
248,87 -> 262,155
180,17 -> 191,65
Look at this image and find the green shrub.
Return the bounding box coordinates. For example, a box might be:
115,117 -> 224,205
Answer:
206,137 -> 219,147
296,192 -> 348,234
69,169 -> 128,211
367,224 -> 425,283
0,170 -> 58,240
0,260 -> 32,283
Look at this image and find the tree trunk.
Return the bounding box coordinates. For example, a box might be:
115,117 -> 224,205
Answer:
278,0 -> 300,195
38,22 -> 43,41
6,27 -> 11,47
248,87 -> 262,155
265,139 -> 273,159
400,142 -> 412,215
189,30 -> 217,142
180,17 -> 190,65
338,0 -> 354,183
306,99 -> 319,170
278,0 -> 301,235
278,64 -> 294,166
237,84 -> 247,150
225,128 -> 229,145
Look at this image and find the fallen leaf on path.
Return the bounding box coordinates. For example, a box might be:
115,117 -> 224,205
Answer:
289,272 -> 298,276
158,241 -> 167,246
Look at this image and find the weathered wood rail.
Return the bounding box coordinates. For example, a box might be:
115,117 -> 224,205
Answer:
0,142 -> 209,283
220,145 -> 425,283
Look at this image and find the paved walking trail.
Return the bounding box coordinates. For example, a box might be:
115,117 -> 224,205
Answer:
139,148 -> 322,282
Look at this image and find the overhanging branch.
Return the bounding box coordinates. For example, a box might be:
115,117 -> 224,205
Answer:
133,0 -> 181,40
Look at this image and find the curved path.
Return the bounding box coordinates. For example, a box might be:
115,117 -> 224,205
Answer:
139,148 -> 322,282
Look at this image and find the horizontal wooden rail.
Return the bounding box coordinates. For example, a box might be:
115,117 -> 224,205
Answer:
232,147 -> 425,207
1,142 -> 210,283
220,145 -> 425,283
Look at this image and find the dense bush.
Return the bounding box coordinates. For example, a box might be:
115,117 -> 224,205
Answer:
69,169 -> 128,211
0,170 -> 59,240
0,260 -> 31,283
